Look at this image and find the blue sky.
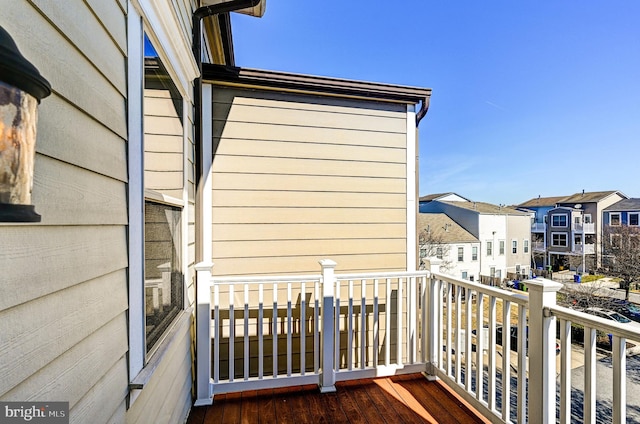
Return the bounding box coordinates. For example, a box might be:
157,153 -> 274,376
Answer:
231,1 -> 640,205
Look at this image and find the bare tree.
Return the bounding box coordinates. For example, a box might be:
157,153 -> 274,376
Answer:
601,224 -> 640,301
418,227 -> 453,273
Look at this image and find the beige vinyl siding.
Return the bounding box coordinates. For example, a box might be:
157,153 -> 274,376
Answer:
1,2 -> 129,423
210,86 -> 408,276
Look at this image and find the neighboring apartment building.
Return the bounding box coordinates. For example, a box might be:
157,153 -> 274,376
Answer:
0,1 -> 432,421
419,197 -> 532,281
417,213 -> 480,281
516,195 -> 568,260
602,198 -> 640,266
522,191 -> 627,272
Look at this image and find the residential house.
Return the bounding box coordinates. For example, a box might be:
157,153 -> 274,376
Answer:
546,190 -> 627,272
417,213 -> 480,281
516,195 -> 568,268
418,192 -> 470,203
419,198 -> 532,282
602,198 -> 640,268
0,1 -> 432,422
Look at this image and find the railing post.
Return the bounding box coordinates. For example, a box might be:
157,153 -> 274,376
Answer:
526,277 -> 563,423
319,259 -> 337,393
424,262 -> 441,380
194,262 -> 214,406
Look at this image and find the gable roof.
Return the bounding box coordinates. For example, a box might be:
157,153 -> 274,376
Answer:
517,195 -> 568,208
604,198 -> 640,211
559,190 -> 626,204
417,213 -> 478,244
440,201 -> 529,216
419,193 -> 470,203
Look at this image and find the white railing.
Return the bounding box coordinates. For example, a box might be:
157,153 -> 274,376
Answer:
532,241 -> 546,251
549,305 -> 640,424
574,222 -> 596,234
573,243 -> 595,255
195,260 -> 636,424
532,222 -> 547,232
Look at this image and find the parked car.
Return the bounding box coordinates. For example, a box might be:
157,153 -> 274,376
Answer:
495,325 -> 560,355
584,307 -> 640,332
610,300 -> 640,322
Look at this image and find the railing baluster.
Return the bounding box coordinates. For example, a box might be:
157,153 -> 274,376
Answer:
273,283 -> 278,378
436,279 -> 443,370
584,326 -> 597,424
517,303 -> 526,423
301,281 -> 306,376
446,282 -> 452,375
385,278 -> 391,367
374,278 -> 379,367
214,283 -> 220,385
559,318 -> 571,424
455,283 -> 462,384
360,279 -> 366,369
314,280 -> 320,373
348,279 -> 353,370
244,283 -> 249,380
612,334 -> 626,423
229,284 -> 235,382
487,295 -> 496,411
287,282 -> 292,377
465,288 -> 472,392
335,279 -> 341,370
420,276 -> 426,364
397,277 -> 403,366
258,284 -> 264,380
475,291 -> 484,401
409,276 -> 417,364
502,300 -> 511,423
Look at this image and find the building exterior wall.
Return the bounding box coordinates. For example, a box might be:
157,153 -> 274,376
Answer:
506,214 -> 532,276
478,214 -> 508,278
209,85 -> 412,276
1,1 -> 199,423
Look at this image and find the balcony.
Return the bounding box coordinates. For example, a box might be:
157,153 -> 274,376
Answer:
573,243 -> 596,255
531,222 -> 547,232
574,222 -> 595,234
191,261 -> 640,423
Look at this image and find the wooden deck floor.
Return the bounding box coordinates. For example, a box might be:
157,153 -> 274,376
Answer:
187,374 -> 490,424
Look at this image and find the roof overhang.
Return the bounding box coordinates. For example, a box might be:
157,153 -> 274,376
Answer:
201,0 -> 266,17
202,64 -> 432,105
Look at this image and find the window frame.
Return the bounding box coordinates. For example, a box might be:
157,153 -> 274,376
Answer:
610,212 -> 621,226
629,213 -> 639,226
472,246 -> 478,261
551,232 -> 568,247
499,240 -> 505,255
524,239 -> 529,253
486,241 -> 493,256
511,240 -> 517,254
551,214 -> 568,227
457,246 -> 464,262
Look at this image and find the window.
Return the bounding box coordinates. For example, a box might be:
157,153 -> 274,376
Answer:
630,213 -> 639,226
512,240 -> 517,254
524,239 -> 529,253
499,240 -> 505,255
420,248 -> 427,258
462,271 -> 468,280
436,247 -> 443,259
457,247 -> 464,262
472,246 -> 478,261
486,241 -> 493,256
142,34 -> 185,354
584,214 -> 592,224
552,214 -> 568,227
490,267 -> 496,277
610,213 -> 621,226
552,232 -> 568,247
610,234 -> 622,249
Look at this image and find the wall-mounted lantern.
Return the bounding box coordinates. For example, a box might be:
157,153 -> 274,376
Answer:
0,25 -> 51,222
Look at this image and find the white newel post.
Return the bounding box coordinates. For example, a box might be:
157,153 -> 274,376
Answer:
194,262 -> 214,406
425,266 -> 439,380
526,277 -> 563,423
319,259 -> 337,393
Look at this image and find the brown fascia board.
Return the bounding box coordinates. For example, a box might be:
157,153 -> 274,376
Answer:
202,64 -> 432,104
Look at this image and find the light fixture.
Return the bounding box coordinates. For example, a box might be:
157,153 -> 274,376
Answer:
0,25 -> 51,222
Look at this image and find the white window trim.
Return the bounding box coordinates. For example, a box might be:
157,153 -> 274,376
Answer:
499,240 -> 505,255
610,212 -> 621,226
629,212 -> 639,226
551,213 -> 568,227
524,239 -> 529,253
472,245 -> 478,261
511,239 -> 517,254
551,232 -> 568,247
486,240 -> 493,256
127,1 -> 191,397
457,246 -> 464,262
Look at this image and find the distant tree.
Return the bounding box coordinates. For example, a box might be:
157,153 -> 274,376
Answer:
418,226 -> 453,273
601,224 -> 640,301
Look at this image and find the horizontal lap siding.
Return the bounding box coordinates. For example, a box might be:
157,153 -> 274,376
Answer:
211,87 -> 408,276
0,1 -> 129,423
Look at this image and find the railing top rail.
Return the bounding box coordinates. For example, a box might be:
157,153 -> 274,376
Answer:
334,270 -> 430,281
548,304 -> 640,341
433,272 -> 529,306
209,274 -> 322,286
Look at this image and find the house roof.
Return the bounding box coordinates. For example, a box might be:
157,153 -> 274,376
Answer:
559,190 -> 626,204
604,198 -> 640,211
417,213 -> 478,243
517,195 -> 568,208
418,193 -> 469,203
440,201 -> 529,216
